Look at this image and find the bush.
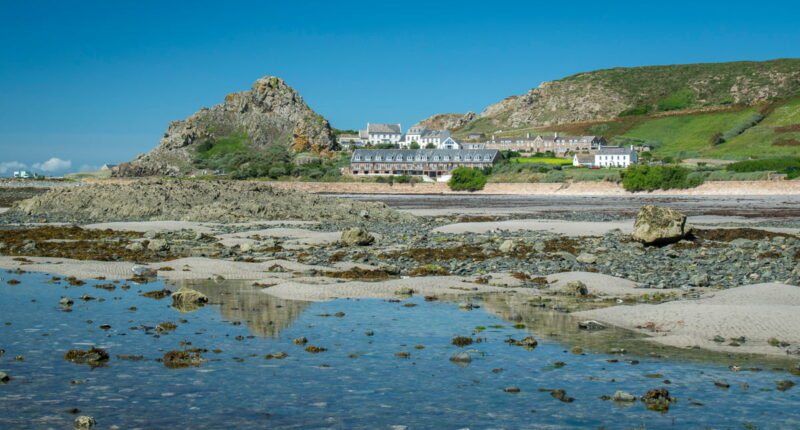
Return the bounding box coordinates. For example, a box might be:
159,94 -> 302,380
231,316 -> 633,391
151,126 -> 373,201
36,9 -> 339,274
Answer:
726,157 -> 800,173
657,88 -> 695,111
715,113 -> 764,145
448,167 -> 487,191
621,165 -> 704,191
541,170 -> 567,183
268,166 -> 287,178
408,142 -> 420,149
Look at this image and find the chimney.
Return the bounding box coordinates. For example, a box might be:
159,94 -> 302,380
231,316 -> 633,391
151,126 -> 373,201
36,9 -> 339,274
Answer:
554,132 -> 559,138
526,132 -> 531,139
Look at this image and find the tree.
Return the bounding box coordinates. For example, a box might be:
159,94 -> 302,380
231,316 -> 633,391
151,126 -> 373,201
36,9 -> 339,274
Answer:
448,167 -> 487,191
425,143 -> 436,149
409,141 -> 420,149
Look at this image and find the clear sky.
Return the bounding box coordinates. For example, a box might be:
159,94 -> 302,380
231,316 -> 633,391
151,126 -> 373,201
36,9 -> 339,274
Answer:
1,0 -> 799,174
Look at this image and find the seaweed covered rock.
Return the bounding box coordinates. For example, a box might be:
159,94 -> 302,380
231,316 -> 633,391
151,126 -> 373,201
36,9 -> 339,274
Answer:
171,287 -> 209,313
64,347 -> 109,366
162,350 -> 205,369
632,205 -> 688,245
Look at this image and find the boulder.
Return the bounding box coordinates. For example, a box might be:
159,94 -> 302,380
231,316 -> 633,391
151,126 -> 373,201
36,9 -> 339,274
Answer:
64,347 -> 109,366
131,265 -> 157,277
612,390 -> 636,402
73,416 -> 96,430
147,239 -> 169,252
449,352 -> 472,366
578,320 -> 606,330
170,287 -> 209,313
394,287 -> 414,296
631,205 -> 688,245
125,242 -> 145,252
561,280 -> 588,296
0,371 -> 9,383
340,227 -> 375,246
576,253 -> 598,264
499,240 -> 517,253
688,273 -> 710,287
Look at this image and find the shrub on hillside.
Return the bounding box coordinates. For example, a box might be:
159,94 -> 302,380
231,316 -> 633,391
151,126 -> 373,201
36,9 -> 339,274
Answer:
657,88 -> 695,111
726,157 -> 800,173
621,165 -> 704,191
619,104 -> 653,117
713,113 -> 765,145
540,170 -> 567,183
448,167 -> 487,191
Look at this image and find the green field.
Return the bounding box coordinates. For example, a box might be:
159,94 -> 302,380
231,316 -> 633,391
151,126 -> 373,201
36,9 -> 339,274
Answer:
704,97 -> 800,158
511,157 -> 573,165
619,108 -> 759,157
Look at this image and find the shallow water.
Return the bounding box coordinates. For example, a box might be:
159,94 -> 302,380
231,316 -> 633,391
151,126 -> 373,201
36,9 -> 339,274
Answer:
334,193 -> 800,219
0,272 -> 798,429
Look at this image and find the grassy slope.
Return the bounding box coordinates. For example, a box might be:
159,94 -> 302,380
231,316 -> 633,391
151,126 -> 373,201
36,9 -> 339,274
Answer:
620,108 -> 759,156
705,97 -> 800,158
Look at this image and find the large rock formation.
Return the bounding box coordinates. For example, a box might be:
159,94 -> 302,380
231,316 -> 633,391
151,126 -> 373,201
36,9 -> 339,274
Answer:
114,76 -> 336,176
413,112 -> 476,131
631,205 -> 689,245
454,59 -> 800,131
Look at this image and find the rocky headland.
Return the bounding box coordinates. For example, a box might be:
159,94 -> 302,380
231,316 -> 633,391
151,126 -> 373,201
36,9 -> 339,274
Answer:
113,76 -> 336,177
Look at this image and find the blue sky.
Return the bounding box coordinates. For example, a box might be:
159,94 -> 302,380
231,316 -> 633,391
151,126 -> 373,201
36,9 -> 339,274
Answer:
1,0 -> 799,174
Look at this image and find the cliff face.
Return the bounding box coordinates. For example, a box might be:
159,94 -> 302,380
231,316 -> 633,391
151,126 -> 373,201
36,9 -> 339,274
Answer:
413,112 -> 476,130
455,59 -> 800,131
115,76 -> 335,176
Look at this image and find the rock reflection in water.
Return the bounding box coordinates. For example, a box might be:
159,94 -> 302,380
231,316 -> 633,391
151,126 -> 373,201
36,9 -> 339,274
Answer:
168,279 -> 310,338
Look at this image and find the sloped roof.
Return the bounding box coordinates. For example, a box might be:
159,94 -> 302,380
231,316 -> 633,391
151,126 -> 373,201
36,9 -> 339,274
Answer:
597,146 -> 635,155
368,123 -> 401,134
352,148 -> 501,161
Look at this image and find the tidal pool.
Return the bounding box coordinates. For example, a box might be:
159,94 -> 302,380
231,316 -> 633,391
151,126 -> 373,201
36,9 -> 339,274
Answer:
0,272 -> 798,429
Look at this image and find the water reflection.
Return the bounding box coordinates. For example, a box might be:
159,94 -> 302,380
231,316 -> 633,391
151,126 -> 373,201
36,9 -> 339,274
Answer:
169,279 -> 310,338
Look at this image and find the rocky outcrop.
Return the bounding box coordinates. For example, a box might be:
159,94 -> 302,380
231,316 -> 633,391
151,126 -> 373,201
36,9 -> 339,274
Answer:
631,205 -> 689,245
12,179 -> 417,223
114,76 -> 335,176
454,59 -> 800,131
413,112 -> 476,131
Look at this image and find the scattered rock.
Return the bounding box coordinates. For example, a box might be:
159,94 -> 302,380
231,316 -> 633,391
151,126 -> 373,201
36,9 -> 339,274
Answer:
640,388 -> 674,412
561,280 -> 588,296
714,380 -> 730,389
59,297 -> 74,306
292,337 -> 308,346
264,352 -> 288,360
64,347 -> 109,366
304,345 -> 327,353
576,253 -> 598,264
578,320 -> 606,330
504,386 -> 521,394
514,336 -> 538,349
0,372 -> 9,383
612,390 -> 636,402
340,228 -> 375,246
394,287 -> 414,296
499,240 -> 517,253
131,265 -> 157,277
689,273 -> 710,287
141,288 -> 171,299
451,336 -> 474,347
449,352 -> 472,366
631,205 -> 688,245
73,415 -> 96,430
125,242 -> 144,252
550,389 -> 574,403
170,287 -> 209,313
776,380 -> 795,391
162,350 -> 205,369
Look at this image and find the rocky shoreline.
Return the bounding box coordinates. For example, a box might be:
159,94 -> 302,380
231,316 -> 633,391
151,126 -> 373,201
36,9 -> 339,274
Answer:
1,180 -> 799,359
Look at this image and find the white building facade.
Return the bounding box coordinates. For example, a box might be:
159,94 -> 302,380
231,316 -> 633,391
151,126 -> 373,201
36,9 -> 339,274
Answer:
594,146 -> 638,168
360,123 -> 402,145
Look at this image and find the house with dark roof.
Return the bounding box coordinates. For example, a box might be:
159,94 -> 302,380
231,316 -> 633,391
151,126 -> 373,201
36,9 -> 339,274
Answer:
572,154 -> 594,167
594,145 -> 637,168
361,123 -> 402,145
350,149 -> 502,179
